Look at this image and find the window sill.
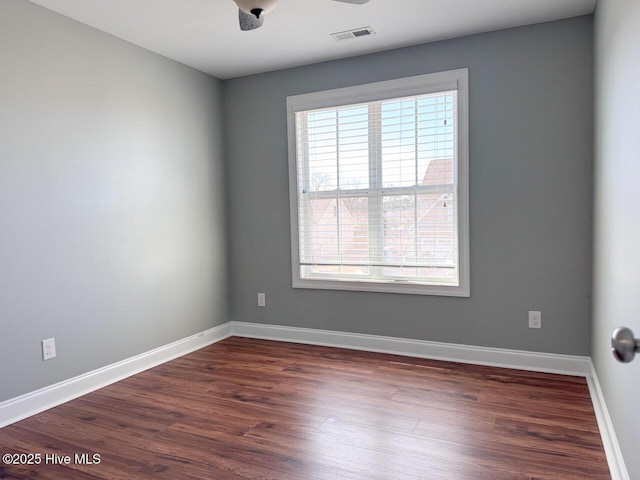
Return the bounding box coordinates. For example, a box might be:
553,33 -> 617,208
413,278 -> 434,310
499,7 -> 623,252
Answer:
292,278 -> 470,297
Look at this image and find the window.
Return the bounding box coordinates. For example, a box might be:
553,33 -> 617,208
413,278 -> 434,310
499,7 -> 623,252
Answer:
287,69 -> 469,296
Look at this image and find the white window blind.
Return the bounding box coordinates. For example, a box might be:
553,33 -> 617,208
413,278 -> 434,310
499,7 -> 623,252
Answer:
287,70 -> 469,296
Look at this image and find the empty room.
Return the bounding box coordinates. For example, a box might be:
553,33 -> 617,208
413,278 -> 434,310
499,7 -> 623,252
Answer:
0,0 -> 638,478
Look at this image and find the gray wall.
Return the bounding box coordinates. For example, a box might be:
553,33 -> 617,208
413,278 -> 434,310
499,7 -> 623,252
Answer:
0,0 -> 227,402
223,16 -> 594,355
593,0 -> 640,477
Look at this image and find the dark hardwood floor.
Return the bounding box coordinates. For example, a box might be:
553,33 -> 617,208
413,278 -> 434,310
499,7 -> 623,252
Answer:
0,337 -> 610,479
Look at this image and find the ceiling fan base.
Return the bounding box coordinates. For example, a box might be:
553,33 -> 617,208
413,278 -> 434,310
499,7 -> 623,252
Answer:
235,0 -> 370,31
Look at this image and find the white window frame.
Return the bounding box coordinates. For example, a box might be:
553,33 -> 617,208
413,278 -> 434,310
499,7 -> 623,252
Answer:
287,69 -> 470,297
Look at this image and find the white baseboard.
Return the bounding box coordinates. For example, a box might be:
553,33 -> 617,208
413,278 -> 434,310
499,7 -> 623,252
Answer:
586,360 -> 630,480
0,320 -> 628,480
231,321 -> 591,376
0,322 -> 232,429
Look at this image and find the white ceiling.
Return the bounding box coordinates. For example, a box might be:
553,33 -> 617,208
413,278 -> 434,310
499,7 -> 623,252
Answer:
28,0 -> 596,79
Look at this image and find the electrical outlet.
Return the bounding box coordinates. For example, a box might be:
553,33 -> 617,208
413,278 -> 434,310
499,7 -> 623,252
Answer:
42,338 -> 56,360
528,311 -> 542,329
257,292 -> 266,307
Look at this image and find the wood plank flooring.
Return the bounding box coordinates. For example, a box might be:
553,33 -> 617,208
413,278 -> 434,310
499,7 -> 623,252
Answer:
0,337 -> 610,479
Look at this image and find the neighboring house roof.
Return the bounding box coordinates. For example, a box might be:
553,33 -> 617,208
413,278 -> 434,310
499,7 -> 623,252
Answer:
421,158 -> 454,186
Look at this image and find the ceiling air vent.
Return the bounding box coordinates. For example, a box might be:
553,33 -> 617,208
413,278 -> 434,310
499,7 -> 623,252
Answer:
330,26 -> 375,41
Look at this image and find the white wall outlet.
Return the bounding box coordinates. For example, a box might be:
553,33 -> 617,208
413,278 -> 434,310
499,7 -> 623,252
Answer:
528,311 -> 542,329
42,338 -> 56,360
257,292 -> 266,307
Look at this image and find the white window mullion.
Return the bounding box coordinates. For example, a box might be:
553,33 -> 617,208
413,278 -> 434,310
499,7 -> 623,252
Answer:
335,109 -> 343,270
368,101 -> 383,277
413,97 -> 419,272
